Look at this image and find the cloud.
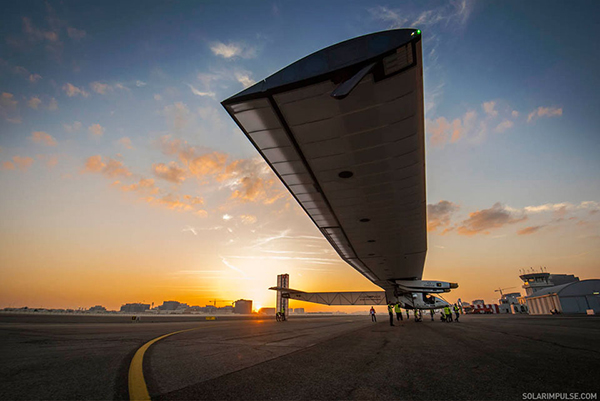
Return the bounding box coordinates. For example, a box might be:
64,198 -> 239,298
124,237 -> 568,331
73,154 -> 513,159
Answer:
427,200 -> 459,232
210,42 -> 256,59
90,82 -> 111,94
162,102 -> 192,131
427,110 -> 476,146
29,74 -> 42,83
88,124 -> 104,137
67,27 -> 86,40
30,131 -> 57,146
118,178 -> 158,194
457,202 -> 527,236
369,1 -> 473,29
511,110 -> 519,118
64,121 -> 82,133
1,92 -> 19,123
522,201 -> 599,215
13,66 -> 29,76
367,7 -> 407,28
1,161 -> 15,170
22,17 -> 59,42
27,96 -> 42,109
144,193 -> 204,212
11,156 -> 34,171
482,101 -> 498,117
135,80 -> 146,87
527,106 -> 563,123
517,226 -> 544,236
153,94 -> 162,101
234,72 -> 256,88
158,135 -> 287,205
62,83 -> 89,97
47,97 -> 58,110
494,119 -> 514,133
186,83 -> 215,98
240,214 -> 257,224
83,155 -> 131,178
152,162 -> 187,183
36,154 -> 59,169
117,137 -> 133,150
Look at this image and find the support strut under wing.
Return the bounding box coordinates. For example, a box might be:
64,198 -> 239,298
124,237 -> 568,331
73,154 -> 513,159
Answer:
269,287 -> 386,306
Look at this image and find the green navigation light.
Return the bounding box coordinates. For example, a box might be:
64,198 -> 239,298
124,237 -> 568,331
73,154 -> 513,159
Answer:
416,29 -> 421,35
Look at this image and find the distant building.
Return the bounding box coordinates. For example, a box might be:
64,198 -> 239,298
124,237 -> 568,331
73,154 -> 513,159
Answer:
519,279 -> 600,315
120,303 -> 150,313
88,305 -> 107,313
498,293 -> 524,314
258,307 -> 276,315
472,299 -> 485,306
219,305 -> 234,313
158,301 -> 181,311
234,299 -> 253,314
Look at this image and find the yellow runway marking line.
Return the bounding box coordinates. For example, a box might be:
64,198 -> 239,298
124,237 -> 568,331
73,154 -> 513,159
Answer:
128,327 -> 201,401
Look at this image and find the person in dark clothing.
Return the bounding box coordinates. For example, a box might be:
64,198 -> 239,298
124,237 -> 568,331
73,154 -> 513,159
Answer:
370,306 -> 377,322
387,303 -> 395,326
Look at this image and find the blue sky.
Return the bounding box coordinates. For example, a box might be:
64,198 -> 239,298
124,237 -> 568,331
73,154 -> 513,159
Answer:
1,0 -> 599,309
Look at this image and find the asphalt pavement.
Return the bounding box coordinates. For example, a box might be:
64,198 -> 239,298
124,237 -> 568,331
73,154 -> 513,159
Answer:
0,313 -> 598,400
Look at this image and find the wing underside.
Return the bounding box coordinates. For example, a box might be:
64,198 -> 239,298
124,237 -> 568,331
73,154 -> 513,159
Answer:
223,30 -> 427,291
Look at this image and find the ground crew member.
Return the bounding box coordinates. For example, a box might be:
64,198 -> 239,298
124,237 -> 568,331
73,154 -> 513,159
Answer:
394,303 -> 403,321
406,309 -> 410,320
280,308 -> 286,321
370,306 -> 376,322
453,303 -> 461,322
443,305 -> 452,322
387,302 -> 395,326
430,309 -> 435,321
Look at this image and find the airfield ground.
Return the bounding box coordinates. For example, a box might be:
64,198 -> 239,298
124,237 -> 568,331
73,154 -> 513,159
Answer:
0,313 -> 598,400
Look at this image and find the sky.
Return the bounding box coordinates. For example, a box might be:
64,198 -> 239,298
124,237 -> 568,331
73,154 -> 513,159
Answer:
1,0 -> 599,312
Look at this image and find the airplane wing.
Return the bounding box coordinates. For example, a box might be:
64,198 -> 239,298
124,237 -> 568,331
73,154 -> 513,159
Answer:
269,287 -> 386,306
222,29 -> 426,293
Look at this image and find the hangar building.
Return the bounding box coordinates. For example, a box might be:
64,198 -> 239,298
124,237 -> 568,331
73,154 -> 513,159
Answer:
520,279 -> 600,315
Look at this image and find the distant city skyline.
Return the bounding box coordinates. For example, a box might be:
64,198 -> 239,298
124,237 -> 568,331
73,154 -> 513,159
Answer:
1,1 -> 599,311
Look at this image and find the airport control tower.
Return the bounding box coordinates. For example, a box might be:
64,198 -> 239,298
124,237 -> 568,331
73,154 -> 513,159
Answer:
519,269 -> 579,296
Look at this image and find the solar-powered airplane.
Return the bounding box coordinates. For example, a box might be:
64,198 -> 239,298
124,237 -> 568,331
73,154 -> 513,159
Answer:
222,29 -> 457,312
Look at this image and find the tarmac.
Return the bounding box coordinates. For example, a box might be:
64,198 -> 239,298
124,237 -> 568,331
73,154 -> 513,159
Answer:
0,313 -> 598,400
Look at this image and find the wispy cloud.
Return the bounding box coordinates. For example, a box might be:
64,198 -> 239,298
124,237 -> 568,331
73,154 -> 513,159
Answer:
117,137 -> 133,150
234,72 -> 255,88
186,83 -> 215,98
63,83 -> 89,97
0,92 -> 21,123
30,131 -> 57,146
517,225 -> 544,236
152,162 -> 187,183
457,202 -> 527,236
10,156 -> 34,171
88,123 -> 104,137
527,106 -> 563,123
63,121 -> 82,133
83,155 -> 131,178
67,27 -> 86,40
220,257 -> 248,277
427,200 -> 459,233
210,41 -> 256,59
